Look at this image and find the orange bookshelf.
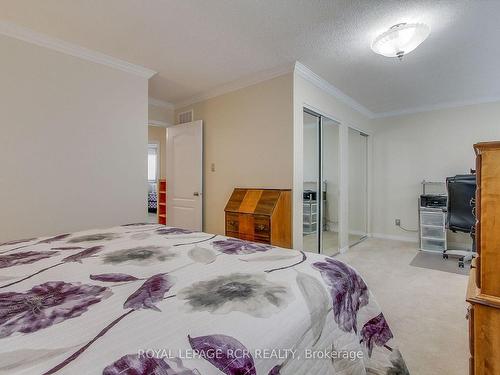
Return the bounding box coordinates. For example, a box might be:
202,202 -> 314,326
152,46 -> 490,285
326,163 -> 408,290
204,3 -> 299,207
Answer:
158,179 -> 167,225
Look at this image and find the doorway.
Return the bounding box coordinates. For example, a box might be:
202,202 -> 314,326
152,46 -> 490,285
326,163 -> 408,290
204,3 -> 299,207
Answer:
166,120 -> 203,231
302,109 -> 340,255
147,142 -> 160,223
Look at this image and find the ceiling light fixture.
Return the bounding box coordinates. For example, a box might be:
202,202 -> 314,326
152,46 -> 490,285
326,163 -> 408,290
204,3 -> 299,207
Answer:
371,23 -> 430,61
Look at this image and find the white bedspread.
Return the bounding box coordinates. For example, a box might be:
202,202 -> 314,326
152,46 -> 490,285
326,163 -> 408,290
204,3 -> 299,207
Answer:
0,224 -> 408,375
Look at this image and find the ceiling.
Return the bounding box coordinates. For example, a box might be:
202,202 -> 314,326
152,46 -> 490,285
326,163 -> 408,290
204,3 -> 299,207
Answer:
1,0 -> 499,116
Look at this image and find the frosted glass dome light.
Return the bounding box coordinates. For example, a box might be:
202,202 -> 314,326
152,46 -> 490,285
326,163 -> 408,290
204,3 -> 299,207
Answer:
371,23 -> 430,60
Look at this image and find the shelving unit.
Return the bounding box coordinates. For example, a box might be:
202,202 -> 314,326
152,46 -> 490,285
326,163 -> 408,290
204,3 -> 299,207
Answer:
419,180 -> 447,252
303,198 -> 318,234
419,207 -> 447,252
158,179 -> 166,225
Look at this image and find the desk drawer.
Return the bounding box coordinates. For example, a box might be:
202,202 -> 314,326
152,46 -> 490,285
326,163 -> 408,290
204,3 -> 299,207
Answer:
226,213 -> 239,232
254,215 -> 270,238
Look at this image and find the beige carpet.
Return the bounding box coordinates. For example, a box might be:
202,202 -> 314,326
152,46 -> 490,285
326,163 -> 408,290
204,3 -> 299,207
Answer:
303,231 -> 364,255
336,238 -> 469,375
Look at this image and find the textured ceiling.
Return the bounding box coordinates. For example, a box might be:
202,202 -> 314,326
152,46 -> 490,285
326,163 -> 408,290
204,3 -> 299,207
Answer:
1,0 -> 499,115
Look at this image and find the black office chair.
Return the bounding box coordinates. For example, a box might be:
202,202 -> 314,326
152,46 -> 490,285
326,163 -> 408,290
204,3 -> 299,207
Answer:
443,174 -> 477,267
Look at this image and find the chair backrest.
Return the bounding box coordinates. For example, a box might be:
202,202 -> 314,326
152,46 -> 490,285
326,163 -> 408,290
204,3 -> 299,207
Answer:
446,174 -> 476,233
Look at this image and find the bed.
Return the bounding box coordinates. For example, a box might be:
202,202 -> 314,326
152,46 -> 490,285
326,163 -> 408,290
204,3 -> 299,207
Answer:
0,224 -> 408,375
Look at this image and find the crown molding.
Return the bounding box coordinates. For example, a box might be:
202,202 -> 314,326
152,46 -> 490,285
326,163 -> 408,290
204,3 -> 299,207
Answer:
149,97 -> 174,110
373,95 -> 500,119
174,63 -> 295,109
294,62 -> 375,119
0,21 -> 156,79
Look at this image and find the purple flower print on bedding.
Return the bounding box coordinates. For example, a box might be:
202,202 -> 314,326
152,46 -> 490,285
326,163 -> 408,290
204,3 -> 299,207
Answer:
188,334 -> 256,375
43,273 -> 176,374
103,354 -> 199,375
212,237 -> 272,255
268,364 -> 282,374
121,222 -> 153,227
0,246 -> 104,289
123,273 -> 174,311
0,237 -> 36,247
0,251 -> 59,269
90,273 -> 140,282
360,312 -> 394,357
61,246 -> 103,263
312,258 -> 369,333
0,234 -> 70,255
0,281 -> 111,338
156,227 -> 193,235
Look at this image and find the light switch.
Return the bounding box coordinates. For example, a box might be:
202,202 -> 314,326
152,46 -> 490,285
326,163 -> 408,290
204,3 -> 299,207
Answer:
211,163 -> 216,172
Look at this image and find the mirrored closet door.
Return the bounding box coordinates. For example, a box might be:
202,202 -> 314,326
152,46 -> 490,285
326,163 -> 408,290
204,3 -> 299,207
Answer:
348,127 -> 368,245
302,109 -> 340,255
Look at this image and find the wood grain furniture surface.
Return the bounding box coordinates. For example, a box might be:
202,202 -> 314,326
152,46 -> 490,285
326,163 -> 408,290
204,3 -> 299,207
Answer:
224,188 -> 292,248
158,179 -> 166,225
467,142 -> 500,375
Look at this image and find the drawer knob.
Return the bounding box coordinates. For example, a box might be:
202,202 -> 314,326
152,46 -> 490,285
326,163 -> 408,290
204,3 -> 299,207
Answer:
257,224 -> 266,231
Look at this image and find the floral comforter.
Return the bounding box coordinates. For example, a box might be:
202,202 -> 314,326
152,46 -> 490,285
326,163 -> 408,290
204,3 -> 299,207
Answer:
0,224 -> 408,375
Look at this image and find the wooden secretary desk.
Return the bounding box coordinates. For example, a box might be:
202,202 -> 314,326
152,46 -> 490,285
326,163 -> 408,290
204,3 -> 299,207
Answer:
467,142 -> 500,375
224,188 -> 292,248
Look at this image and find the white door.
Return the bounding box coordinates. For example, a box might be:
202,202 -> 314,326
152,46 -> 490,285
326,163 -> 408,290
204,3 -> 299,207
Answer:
166,120 -> 203,231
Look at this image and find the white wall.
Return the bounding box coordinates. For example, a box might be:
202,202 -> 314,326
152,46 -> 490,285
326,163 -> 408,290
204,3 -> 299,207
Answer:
372,101 -> 500,243
0,34 -> 148,242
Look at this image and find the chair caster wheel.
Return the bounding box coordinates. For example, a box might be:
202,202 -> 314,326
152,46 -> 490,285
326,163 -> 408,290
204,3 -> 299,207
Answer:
459,262 -> 464,268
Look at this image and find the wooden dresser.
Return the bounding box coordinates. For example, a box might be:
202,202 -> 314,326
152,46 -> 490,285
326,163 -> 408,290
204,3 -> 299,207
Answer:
224,188 -> 292,248
467,142 -> 500,375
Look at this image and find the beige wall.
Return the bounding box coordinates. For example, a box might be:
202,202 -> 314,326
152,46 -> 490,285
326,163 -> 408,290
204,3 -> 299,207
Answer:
371,101 -> 500,243
148,126 -> 166,179
175,73 -> 294,235
0,34 -> 148,243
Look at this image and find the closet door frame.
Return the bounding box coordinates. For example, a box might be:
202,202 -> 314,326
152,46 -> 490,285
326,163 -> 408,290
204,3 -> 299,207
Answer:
303,108 -> 341,255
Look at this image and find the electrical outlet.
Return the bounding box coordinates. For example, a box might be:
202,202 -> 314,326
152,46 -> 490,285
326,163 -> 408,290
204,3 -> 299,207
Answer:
395,219 -> 401,226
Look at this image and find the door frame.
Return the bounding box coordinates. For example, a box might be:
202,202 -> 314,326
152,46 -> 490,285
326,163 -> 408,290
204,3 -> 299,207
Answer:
294,104 -> 372,253
165,120 -> 204,231
303,108 -> 341,255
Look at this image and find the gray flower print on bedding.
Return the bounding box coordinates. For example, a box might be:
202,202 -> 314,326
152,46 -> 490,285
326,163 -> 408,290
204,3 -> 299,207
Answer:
0,281 -> 111,338
178,273 -> 292,317
386,349 -> 410,375
103,246 -> 176,265
68,233 -> 119,243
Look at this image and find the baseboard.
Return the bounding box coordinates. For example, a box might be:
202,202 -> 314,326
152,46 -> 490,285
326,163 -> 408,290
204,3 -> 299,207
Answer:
369,233 -> 418,243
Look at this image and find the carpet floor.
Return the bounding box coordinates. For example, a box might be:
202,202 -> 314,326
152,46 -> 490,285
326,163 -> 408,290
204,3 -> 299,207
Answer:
336,238 -> 469,375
